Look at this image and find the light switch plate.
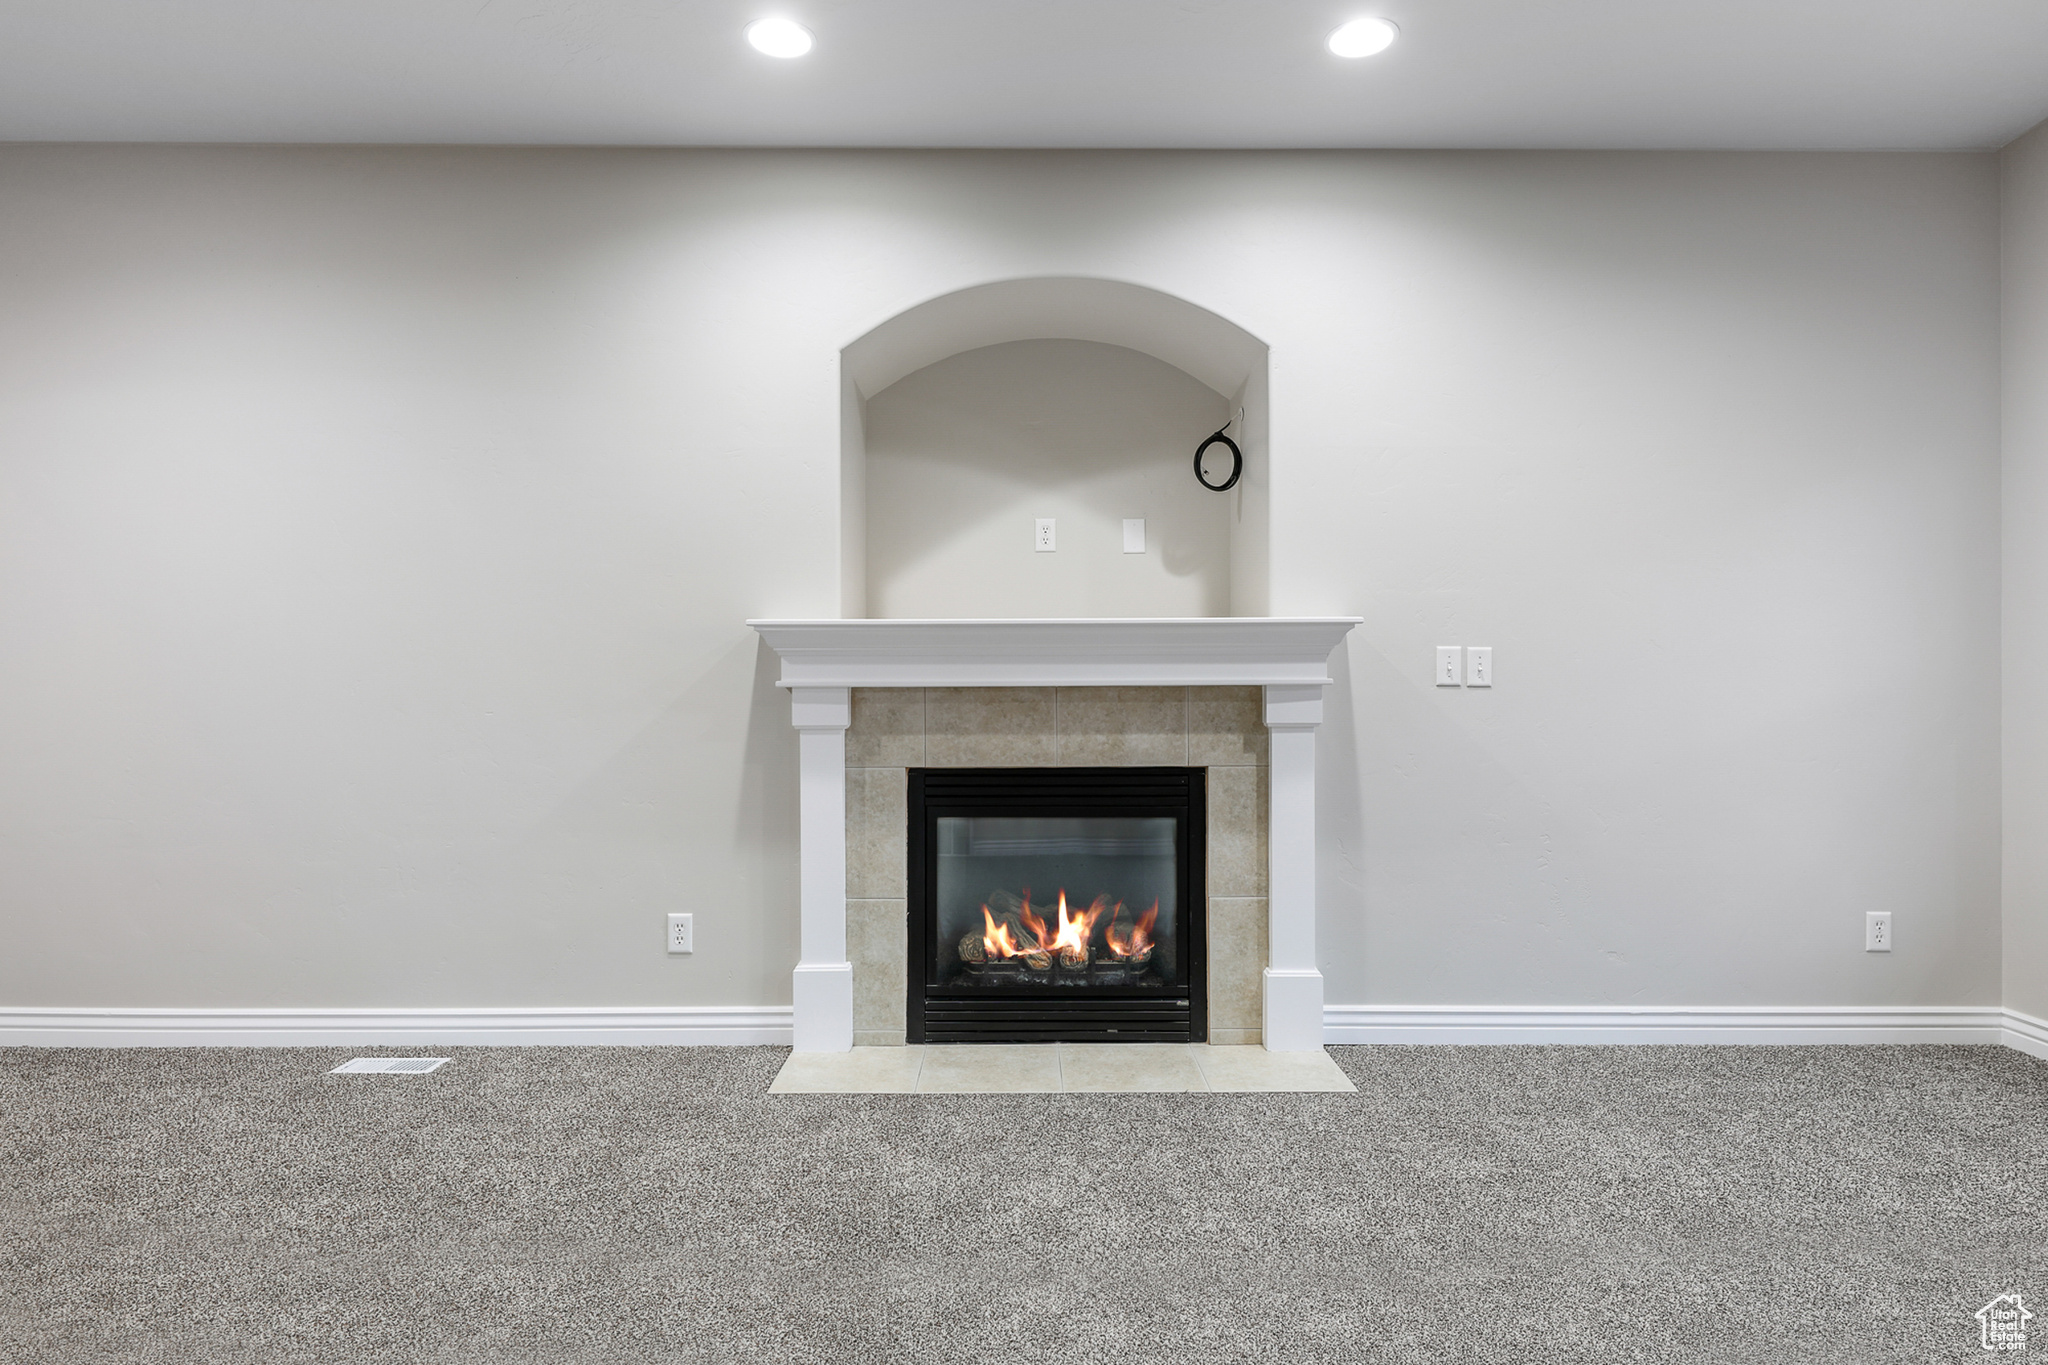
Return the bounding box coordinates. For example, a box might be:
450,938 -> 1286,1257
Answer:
1123,519 -> 1145,553
1466,646 -> 1492,687
1436,646 -> 1462,687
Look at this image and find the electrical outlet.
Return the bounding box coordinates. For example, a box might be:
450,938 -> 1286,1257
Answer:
1035,518 -> 1056,552
667,913 -> 693,955
1436,646 -> 1462,687
1122,518 -> 1145,553
1865,911 -> 1891,953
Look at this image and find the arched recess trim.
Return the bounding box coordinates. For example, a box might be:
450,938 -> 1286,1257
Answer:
838,277 -> 1270,618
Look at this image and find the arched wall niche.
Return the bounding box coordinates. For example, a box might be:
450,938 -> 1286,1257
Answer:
839,277 -> 1270,619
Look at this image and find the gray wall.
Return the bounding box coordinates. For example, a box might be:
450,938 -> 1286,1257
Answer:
863,339 -> 1233,618
2006,121 -> 2048,1023
1298,154 -> 2003,1006
0,146 -> 2002,1011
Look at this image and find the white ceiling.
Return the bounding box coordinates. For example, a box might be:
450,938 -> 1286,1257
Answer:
3,0 -> 2046,150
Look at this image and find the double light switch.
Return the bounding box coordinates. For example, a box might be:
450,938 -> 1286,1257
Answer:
1437,646 -> 1492,687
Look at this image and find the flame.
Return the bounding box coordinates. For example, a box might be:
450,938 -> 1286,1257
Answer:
1048,891 -> 1107,957
981,905 -> 1026,959
1018,891 -> 1049,952
1105,900 -> 1159,959
970,889 -> 1157,968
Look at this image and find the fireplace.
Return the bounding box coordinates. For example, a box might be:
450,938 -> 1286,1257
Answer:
908,767 -> 1206,1043
750,617 -> 1360,1052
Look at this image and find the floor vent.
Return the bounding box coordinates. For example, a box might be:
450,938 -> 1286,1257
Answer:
330,1057 -> 449,1075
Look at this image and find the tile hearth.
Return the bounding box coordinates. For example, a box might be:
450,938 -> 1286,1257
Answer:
768,1043 -> 1357,1094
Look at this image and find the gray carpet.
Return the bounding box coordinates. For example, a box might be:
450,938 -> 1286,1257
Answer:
3,1044 -> 2045,1364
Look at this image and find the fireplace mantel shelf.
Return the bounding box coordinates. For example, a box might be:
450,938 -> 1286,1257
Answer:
748,617 -> 1362,690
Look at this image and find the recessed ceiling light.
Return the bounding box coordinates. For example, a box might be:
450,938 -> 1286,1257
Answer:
1326,18 -> 1398,58
746,17 -> 814,59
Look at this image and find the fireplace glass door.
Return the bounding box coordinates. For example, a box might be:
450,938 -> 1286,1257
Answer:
935,817 -> 1179,987
909,768 -> 1205,1043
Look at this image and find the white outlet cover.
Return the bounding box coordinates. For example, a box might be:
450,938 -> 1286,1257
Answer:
1034,518 -> 1056,552
668,912 -> 693,954
1122,519 -> 1145,553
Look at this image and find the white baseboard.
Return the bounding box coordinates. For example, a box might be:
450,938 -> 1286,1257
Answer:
1321,1005 -> 2009,1047
2003,1009 -> 2048,1061
3,1003 -> 2040,1056
0,1006 -> 794,1048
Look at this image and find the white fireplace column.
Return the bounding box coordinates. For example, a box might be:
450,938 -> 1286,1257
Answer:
789,686 -> 854,1052
1262,683 -> 1326,1051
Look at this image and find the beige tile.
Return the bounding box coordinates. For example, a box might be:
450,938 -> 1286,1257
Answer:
1205,764 -> 1268,897
1206,897 -> 1267,1032
846,688 -> 925,767
853,1029 -> 907,1048
846,767 -> 907,898
769,1046 -> 926,1094
1188,686 -> 1268,767
847,899 -> 907,1034
1055,687 -> 1187,766
915,1044 -> 1062,1093
926,688 -> 1058,767
1189,1045 -> 1356,1093
1207,1028 -> 1263,1046
1056,1043 -> 1206,1092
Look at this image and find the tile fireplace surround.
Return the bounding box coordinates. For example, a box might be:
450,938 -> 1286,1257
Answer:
852,687 -> 1259,1046
749,618 -> 1362,1053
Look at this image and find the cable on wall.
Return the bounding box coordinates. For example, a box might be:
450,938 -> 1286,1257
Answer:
1193,409 -> 1244,492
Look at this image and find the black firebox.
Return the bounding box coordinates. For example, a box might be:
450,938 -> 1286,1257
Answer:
907,767 -> 1206,1044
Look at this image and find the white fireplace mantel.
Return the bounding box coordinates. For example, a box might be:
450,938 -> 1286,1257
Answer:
749,617 -> 1361,689
748,617 -> 1362,1054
